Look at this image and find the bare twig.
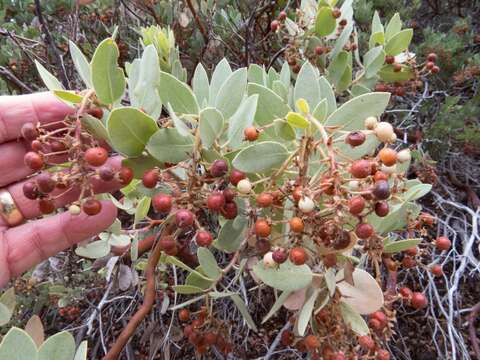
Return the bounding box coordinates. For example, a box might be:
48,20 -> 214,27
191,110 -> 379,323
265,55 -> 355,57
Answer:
185,0 -> 209,44
468,302 -> 480,360
0,66 -> 35,92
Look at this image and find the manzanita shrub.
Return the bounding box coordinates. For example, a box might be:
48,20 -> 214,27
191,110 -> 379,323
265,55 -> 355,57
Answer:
1,1 -> 449,359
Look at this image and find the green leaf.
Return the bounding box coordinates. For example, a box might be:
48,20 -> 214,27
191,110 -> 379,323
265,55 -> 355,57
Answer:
378,64 -> 415,82
330,23 -> 353,60
216,68 -> 247,119
403,183 -> 432,201
164,256 -> 213,281
107,107 -> 158,156
214,216 -> 248,253
75,240 -> 110,259
0,328 -> 38,360
91,38 -> 125,105
337,65 -> 352,92
74,341 -> 88,360
297,288 -> 321,336
158,72 -> 199,115
294,62 -> 320,110
0,287 -> 16,314
81,114 -> 109,142
38,331 -> 75,360
0,303 -> 12,326
327,51 -> 349,88
371,11 -> 384,36
339,301 -> 369,336
279,62 -> 291,88
134,196 -> 151,225
315,6 -> 336,37
69,41 -> 92,88
199,107 -> 224,149
325,92 -> 390,131
130,45 -> 162,118
230,294 -> 257,331
384,238 -> 422,254
227,94 -> 258,148
172,285 -> 204,294
197,248 -> 221,279
351,84 -> 371,97
35,60 -> 64,91
166,103 -> 191,137
385,13 -> 402,42
232,141 -> 289,173
272,80 -> 288,102
146,128 -> 194,163
364,46 -> 386,79
274,120 -> 296,141
318,76 -> 336,115
369,32 -> 385,49
312,99 -> 328,123
122,155 -> 162,178
186,267 -> 213,289
192,63 -> 210,107
262,291 -> 292,324
252,260 -> 313,292
247,64 -> 267,86
53,90 -> 83,104
247,83 -> 291,126
209,58 -> 232,106
286,112 -> 309,129
385,29 -> 413,56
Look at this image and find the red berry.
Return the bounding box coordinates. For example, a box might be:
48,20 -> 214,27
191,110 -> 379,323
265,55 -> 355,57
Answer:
377,349 -> 391,360
430,264 -> 443,276
50,140 -> 66,152
304,334 -> 320,350
99,166 -> 115,181
142,169 -> 159,188
229,169 -> 246,186
270,20 -> 279,32
315,46 -> 324,55
431,65 -> 440,74
280,330 -> 294,346
223,188 -> 236,202
159,236 -> 177,255
373,171 -> 389,182
175,209 -> 195,228
374,201 -> 389,217
178,309 -> 190,322
88,107 -> 104,119
427,53 -> 437,62
290,247 -> 307,265
278,11 -> 287,21
204,332 -> 218,346
348,196 -> 365,215
36,172 -> 56,193
368,318 -> 382,331
371,311 -> 387,328
31,140 -> 43,152
256,192 -> 273,208
272,248 -> 288,264
331,352 -> 346,360
426,61 -> 435,70
38,198 -> 55,214
118,166 -> 134,185
393,63 -> 402,72
210,159 -> 228,177
207,192 -> 226,211
82,199 -> 102,216
350,159 -> 372,178
404,247 -> 418,256
196,230 -> 213,247
152,193 -> 173,213
24,151 -> 44,171
84,147 -> 108,167
358,335 -> 375,350
373,180 -> 390,200
21,123 -> 38,141
402,256 -> 416,268
323,254 -> 337,268
255,219 -> 271,237
346,131 -> 366,147
411,292 -> 427,309
399,287 -> 413,299
355,223 -> 374,239
23,182 -> 39,200
435,236 -> 451,251
256,238 -> 271,255
339,19 -> 347,26
244,126 -> 259,141
221,201 -> 238,219
385,55 -> 395,64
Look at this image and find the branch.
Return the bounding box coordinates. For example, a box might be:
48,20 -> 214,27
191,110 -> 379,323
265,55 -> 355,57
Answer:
0,66 -> 34,93
185,0 -> 209,44
34,0 -> 69,88
102,235 -> 164,359
468,301 -> 480,360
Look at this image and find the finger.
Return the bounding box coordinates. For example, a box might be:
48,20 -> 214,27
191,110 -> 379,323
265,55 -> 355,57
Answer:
3,200 -> 117,279
8,156 -> 123,220
0,140 -> 68,187
0,92 -> 73,144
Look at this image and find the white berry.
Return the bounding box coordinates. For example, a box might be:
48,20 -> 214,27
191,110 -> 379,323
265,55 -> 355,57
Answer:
68,205 -> 81,215
263,252 -> 276,268
237,179 -> 252,194
375,122 -> 394,142
298,196 -> 315,213
348,180 -> 360,190
397,149 -> 411,163
364,116 -> 378,130
381,164 -> 397,174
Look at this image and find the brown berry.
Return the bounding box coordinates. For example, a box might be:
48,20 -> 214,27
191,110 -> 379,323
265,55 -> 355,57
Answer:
355,223 -> 374,239
304,335 -> 320,350
24,151 -> 44,171
374,201 -> 389,217
255,238 -> 271,255
142,169 -> 159,188
373,171 -> 389,182
82,199 -> 102,216
348,196 -> 365,215
280,330 -> 294,346
256,192 -> 273,208
393,63 -> 402,72
207,192 -> 226,211
346,131 -> 366,147
84,147 -> 108,167
323,254 -> 337,268
339,19 -> 347,26
210,159 -> 228,177
379,148 -> 397,166
221,201 -> 238,219
178,309 -> 190,322
118,166 -> 134,185
229,169 -> 246,186
373,180 -> 390,200
88,107 -> 104,119
350,159 -> 372,178
385,55 -> 395,64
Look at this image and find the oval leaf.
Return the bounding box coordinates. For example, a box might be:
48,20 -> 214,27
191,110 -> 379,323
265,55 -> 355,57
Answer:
216,68 -> 247,119
199,107 -> 224,149
38,331 -> 75,360
252,260 -> 313,292
384,238 -> 422,254
315,7 -> 336,37
0,327 -> 38,359
25,315 -> 44,348
146,128 -> 194,163
339,301 -> 370,336
197,248 -> 221,279
232,141 -> 289,173
158,71 -> 199,115
385,29 -> 413,56
227,94 -> 258,148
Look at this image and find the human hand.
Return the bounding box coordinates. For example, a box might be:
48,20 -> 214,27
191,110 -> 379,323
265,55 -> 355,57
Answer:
0,92 -> 120,288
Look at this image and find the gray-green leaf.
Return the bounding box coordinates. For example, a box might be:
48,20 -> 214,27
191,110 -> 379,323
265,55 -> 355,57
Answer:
158,72 -> 199,114
199,107 -> 224,149
252,260 -> 313,292
232,141 -> 289,173
38,331 -> 75,360
146,128 -> 194,163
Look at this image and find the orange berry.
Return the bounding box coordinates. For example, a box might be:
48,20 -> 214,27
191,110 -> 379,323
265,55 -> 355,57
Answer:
255,219 -> 271,237
435,236 -> 451,251
378,148 -> 397,166
256,192 -> 273,208
289,217 -> 304,233
289,247 -> 307,265
244,126 -> 259,141
304,335 -> 320,350
178,309 -> 190,322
